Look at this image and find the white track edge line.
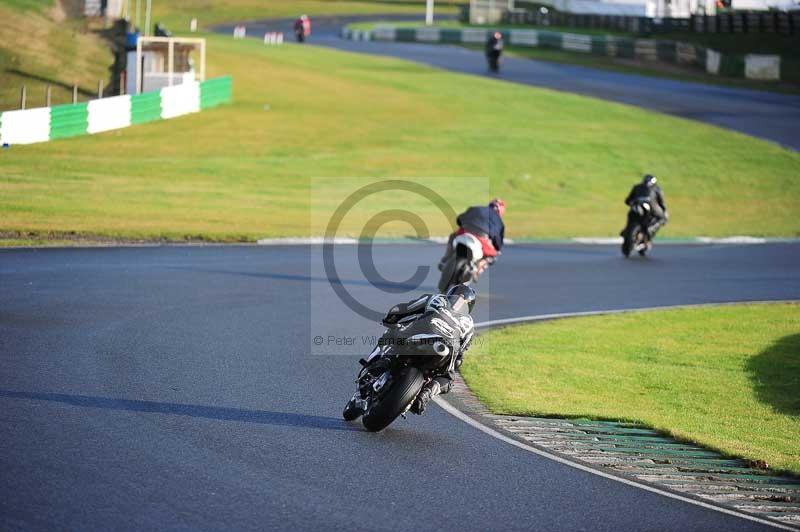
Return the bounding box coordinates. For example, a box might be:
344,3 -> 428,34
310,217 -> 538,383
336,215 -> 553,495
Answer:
432,396 -> 794,531
475,300 -> 800,329
435,300 -> 800,531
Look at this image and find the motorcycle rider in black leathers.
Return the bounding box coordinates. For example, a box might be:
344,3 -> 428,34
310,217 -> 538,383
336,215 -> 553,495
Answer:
350,284 -> 476,416
624,174 -> 668,237
486,31 -> 503,72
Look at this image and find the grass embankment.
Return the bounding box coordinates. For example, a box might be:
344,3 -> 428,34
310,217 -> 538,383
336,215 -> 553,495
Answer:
1,32 -> 799,243
462,303 -> 800,475
0,0 -> 460,111
0,0 -> 114,111
151,0 -> 462,32
351,20 -> 800,92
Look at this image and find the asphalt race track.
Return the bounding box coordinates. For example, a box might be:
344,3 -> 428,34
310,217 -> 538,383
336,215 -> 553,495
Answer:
2,242 -> 799,531
216,15 -> 800,151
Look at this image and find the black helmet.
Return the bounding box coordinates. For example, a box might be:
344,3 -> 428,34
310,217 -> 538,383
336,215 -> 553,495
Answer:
445,284 -> 477,313
642,174 -> 657,187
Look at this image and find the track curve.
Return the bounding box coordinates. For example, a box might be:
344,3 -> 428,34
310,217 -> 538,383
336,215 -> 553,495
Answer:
2,243 -> 799,531
215,15 -> 800,150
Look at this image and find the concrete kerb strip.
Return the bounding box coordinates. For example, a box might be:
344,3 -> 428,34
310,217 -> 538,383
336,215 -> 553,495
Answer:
433,301 -> 800,531
2,236 -> 795,251
474,299 -> 800,330
434,396 -> 798,531
255,236 -> 795,246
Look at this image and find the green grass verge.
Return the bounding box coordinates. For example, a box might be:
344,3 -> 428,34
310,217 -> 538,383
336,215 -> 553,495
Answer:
0,0 -> 459,111
0,1 -> 114,111
461,303 -> 800,475
1,32 -> 799,241
151,0 -> 462,32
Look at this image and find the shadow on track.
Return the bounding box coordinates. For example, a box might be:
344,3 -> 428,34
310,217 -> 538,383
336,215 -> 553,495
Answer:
165,266 -> 436,291
747,333 -> 800,417
0,390 -> 359,432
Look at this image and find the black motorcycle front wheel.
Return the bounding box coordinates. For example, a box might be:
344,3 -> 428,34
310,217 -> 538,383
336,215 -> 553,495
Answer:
362,367 -> 425,432
342,397 -> 362,421
622,225 -> 637,258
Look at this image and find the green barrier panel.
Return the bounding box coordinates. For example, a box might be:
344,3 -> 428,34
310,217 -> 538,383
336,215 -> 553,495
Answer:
538,31 -> 563,49
719,54 -> 745,77
130,92 -> 162,125
50,102 -> 88,140
696,47 -> 707,69
200,76 -> 233,110
591,35 -> 607,55
440,28 -> 462,43
615,38 -> 636,59
395,28 -> 416,42
656,41 -> 677,63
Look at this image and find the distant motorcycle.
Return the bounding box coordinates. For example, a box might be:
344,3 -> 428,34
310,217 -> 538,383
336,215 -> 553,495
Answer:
486,31 -> 503,73
622,198 -> 653,257
343,339 -> 455,432
438,231 -> 494,292
487,53 -> 501,73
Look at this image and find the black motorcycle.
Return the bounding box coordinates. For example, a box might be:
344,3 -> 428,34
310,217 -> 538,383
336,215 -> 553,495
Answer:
486,33 -> 503,73
487,52 -> 501,73
343,339 -> 454,432
622,198 -> 653,257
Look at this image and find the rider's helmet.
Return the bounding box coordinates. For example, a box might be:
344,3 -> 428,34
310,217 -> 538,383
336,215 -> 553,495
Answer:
489,198 -> 506,217
642,174 -> 657,187
445,284 -> 477,314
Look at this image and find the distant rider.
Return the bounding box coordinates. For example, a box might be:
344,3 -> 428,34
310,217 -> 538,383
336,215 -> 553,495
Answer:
439,198 -> 506,274
354,284 -> 476,415
624,174 -> 668,237
486,31 -> 504,72
294,14 -> 311,42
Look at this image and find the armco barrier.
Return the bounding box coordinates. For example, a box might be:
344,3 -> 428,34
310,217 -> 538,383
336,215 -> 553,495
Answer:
0,76 -> 232,146
341,26 -> 781,81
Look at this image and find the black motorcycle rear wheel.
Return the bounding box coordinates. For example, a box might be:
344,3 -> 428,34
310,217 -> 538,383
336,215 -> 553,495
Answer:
362,367 -> 425,432
438,257 -> 469,293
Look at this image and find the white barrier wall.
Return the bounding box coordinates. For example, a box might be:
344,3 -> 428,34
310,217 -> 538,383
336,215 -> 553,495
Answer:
372,26 -> 397,41
706,49 -> 721,75
745,54 -> 780,81
0,77 -> 232,147
415,27 -> 441,42
87,95 -> 132,134
562,33 -> 592,53
0,108 -> 51,145
461,28 -> 488,43
510,29 -> 539,46
160,82 -> 201,119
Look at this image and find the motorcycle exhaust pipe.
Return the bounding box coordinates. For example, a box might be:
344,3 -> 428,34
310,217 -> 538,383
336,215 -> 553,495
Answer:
433,341 -> 450,356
